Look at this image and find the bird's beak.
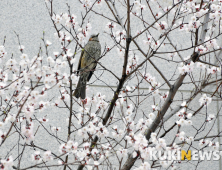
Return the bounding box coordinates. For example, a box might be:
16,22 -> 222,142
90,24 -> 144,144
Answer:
96,33 -> 99,37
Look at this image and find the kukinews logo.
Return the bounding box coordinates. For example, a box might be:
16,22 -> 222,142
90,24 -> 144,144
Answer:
150,150 -> 222,161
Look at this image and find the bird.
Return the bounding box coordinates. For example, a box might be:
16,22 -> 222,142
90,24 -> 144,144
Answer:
73,33 -> 101,99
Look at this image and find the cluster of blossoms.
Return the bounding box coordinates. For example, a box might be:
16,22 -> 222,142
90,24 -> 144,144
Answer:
0,39 -> 83,167
176,131 -> 194,144
199,139 -> 220,150
79,92 -> 109,111
179,15 -> 202,33
143,72 -> 162,97
0,156 -> 13,170
142,72 -> 170,103
80,0 -> 92,8
52,12 -> 93,46
53,31 -> 71,46
126,53 -> 139,74
206,114 -> 215,122
155,21 -> 168,33
105,22 -> 117,31
143,35 -> 153,46
3,113 -> 16,125
95,93 -> 109,110
178,0 -> 221,34
112,125 -> 126,140
143,35 -> 160,51
176,104 -> 193,127
71,94 -> 109,140
77,119 -> 109,138
0,48 -> 41,143
132,0 -> 146,16
5,58 -> 19,73
112,108 -> 154,141
209,3 -> 222,22
207,66 -> 221,74
76,23 -> 92,45
122,85 -> 135,93
21,122 -> 35,143
204,37 -> 219,51
178,1 -> 208,32
32,151 -> 53,163
115,30 -> 126,46
179,60 -> 220,76
195,37 -> 220,55
196,61 -> 220,75
0,38 -> 79,143
0,46 -> 7,63
105,23 -> 128,59
59,140 -> 79,155
54,89 -> 71,107
199,94 -> 212,106
58,140 -> 111,167
136,113 -> 155,131
131,133 -> 181,169
51,126 -> 61,133
178,56 -> 194,75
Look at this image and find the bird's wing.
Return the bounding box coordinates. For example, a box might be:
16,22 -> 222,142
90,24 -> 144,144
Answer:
87,64 -> 97,81
77,49 -> 85,74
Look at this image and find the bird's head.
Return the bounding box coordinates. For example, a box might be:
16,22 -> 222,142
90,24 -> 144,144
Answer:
89,33 -> 99,41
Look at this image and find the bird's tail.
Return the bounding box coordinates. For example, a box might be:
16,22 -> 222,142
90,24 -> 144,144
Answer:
73,76 -> 86,99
